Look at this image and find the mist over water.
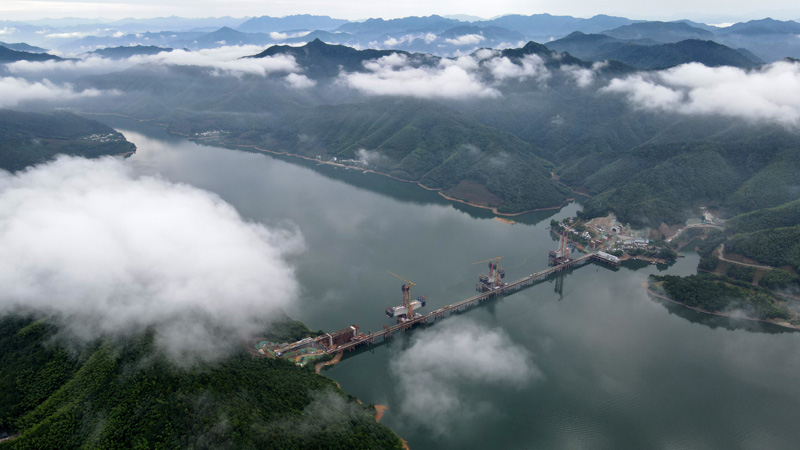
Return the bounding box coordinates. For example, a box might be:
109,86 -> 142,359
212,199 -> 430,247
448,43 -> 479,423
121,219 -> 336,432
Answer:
115,120 -> 800,449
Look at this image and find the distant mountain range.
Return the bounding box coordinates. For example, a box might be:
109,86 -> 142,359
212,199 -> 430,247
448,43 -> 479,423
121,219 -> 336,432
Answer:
546,33 -> 763,69
0,46 -> 62,63
2,14 -> 800,61
0,41 -> 47,53
89,45 -> 173,59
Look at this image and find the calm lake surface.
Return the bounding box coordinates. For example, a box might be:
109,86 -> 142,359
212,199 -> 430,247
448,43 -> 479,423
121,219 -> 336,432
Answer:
115,120 -> 800,450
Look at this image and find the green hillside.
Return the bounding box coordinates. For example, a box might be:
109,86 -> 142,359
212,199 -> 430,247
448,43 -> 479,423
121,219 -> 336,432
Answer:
167,99 -> 569,213
0,110 -> 136,172
727,225 -> 800,272
727,198 -> 800,234
71,41 -> 800,224
651,274 -> 791,320
0,316 -> 402,450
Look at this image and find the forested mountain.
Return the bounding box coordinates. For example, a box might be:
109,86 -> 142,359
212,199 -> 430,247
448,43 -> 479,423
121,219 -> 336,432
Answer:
0,316 -> 402,449
0,42 -> 47,53
601,21 -> 715,43
0,47 -> 61,64
88,45 -> 173,59
547,34 -> 762,68
238,14 -> 348,33
66,38 -> 800,226
249,38 -> 417,77
0,110 -> 136,172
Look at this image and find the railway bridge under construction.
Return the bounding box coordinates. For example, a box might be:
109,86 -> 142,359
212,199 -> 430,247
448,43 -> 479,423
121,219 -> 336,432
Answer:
272,250 -> 620,358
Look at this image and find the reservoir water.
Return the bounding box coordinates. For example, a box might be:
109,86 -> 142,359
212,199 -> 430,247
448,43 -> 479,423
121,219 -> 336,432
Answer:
115,120 -> 800,450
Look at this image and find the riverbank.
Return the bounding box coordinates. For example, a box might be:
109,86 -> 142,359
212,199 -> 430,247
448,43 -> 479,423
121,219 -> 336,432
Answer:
79,111 -> 574,218
314,351 -> 343,374
236,142 -> 573,216
620,254 -> 672,265
645,282 -> 799,331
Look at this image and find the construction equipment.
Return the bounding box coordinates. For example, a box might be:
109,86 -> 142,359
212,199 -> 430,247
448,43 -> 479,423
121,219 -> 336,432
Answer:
474,257 -> 506,291
385,271 -> 426,321
549,221 -> 580,266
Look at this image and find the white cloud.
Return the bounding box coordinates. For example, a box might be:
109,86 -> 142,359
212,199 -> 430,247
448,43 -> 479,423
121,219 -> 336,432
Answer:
0,156 -> 304,363
7,45 -> 301,77
562,64 -> 595,88
7,56 -> 133,76
485,54 -> 550,83
444,34 -> 485,46
440,55 -> 480,71
0,27 -> 17,36
143,46 -> 300,76
603,74 -> 685,110
383,35 -> 410,47
389,318 -> 541,434
269,30 -> 311,41
355,148 -> 390,167
269,31 -> 288,40
46,31 -> 93,39
285,72 -> 315,88
382,32 -> 438,47
603,61 -> 800,126
473,48 -> 498,61
0,76 -> 106,107
340,52 -> 499,99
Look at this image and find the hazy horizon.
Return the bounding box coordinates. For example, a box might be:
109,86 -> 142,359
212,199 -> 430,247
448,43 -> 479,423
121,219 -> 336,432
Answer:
0,1 -> 799,24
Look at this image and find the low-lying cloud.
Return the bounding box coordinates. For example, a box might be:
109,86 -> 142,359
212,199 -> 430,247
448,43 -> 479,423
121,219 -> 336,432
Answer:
0,76 -> 106,107
6,45 -> 301,77
389,318 -> 541,434
340,53 -> 499,99
382,32 -> 437,47
284,73 -> 316,89
486,54 -> 549,83
339,51 -> 562,99
603,60 -> 800,127
444,34 -> 485,46
0,156 -> 304,363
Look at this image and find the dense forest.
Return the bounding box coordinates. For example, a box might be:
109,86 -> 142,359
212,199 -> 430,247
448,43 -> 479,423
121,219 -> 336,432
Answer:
0,316 -> 402,450
727,225 -> 800,272
0,110 -> 136,172
727,198 -> 800,234
651,274 -> 792,321
70,40 -> 800,225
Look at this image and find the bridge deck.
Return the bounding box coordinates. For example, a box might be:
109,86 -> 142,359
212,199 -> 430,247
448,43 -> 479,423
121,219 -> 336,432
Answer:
322,252 -> 602,354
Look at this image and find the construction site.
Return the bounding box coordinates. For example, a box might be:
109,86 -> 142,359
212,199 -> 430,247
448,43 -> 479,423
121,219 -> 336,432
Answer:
259,227 -> 620,362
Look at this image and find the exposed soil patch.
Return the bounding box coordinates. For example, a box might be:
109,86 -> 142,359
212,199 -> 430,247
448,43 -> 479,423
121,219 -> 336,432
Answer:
442,180 -> 502,208
314,351 -> 342,374
374,405 -> 388,422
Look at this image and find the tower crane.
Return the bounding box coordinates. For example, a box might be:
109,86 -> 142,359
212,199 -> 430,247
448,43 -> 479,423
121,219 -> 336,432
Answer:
474,256 -> 505,290
550,220 -> 581,265
386,271 -> 425,321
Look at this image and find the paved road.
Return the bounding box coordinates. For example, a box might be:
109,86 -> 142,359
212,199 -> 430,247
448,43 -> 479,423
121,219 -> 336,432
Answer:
716,244 -> 773,270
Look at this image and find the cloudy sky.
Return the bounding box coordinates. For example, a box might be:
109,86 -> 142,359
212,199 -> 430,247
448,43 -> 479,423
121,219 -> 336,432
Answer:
1,0 -> 799,22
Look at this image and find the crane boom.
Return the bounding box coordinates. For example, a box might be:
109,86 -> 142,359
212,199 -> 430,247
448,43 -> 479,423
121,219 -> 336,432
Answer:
387,270 -> 416,286
387,271 -> 416,319
472,257 -> 504,264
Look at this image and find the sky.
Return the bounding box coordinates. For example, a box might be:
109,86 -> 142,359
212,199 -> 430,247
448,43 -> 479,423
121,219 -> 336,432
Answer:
0,0 -> 799,22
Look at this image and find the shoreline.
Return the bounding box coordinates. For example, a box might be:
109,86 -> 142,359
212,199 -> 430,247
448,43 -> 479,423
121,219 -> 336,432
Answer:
77,110 -> 576,218
237,143 -> 573,216
619,254 -> 672,265
644,283 -> 799,331
314,351 -> 343,374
